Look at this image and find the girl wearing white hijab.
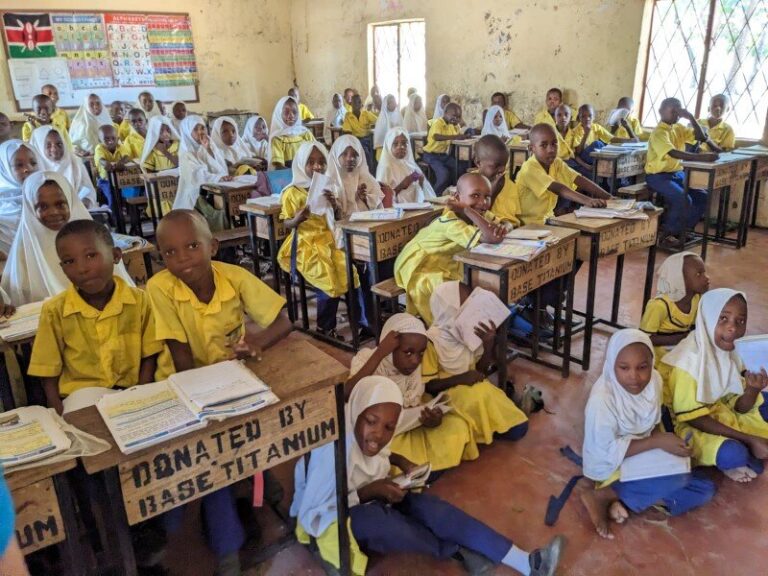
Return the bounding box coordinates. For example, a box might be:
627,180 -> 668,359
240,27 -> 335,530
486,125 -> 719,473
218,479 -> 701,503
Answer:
348,313 -> 473,470
1,171 -> 134,305
640,252 -> 709,375
663,288 -> 768,483
30,126 -> 97,209
69,93 -> 113,155
167,101 -> 187,132
326,135 -> 383,218
140,116 -> 180,172
581,329 -> 715,539
430,93 -> 450,124
403,93 -> 428,133
376,127 -> 435,203
372,94 -> 403,159
173,115 -> 229,230
291,375 -> 565,576
481,105 -> 511,140
136,91 -> 162,119
0,140 -> 39,255
242,115 -> 270,163
425,281 -> 528,447
210,116 -> 259,175
269,96 -> 314,169
324,93 -> 346,142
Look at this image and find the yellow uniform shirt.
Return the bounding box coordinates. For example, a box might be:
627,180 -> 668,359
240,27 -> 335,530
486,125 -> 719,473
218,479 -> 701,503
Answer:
118,118 -> 131,142
94,142 -> 131,180
299,103 -> 315,121
566,123 -> 614,151
27,277 -> 167,397
122,129 -> 146,160
613,115 -> 644,140
556,128 -> 575,159
342,110 -> 378,138
147,261 -> 286,375
22,120 -> 73,149
516,156 -> 579,225
423,118 -> 459,155
344,102 -> 352,112
142,141 -> 179,172
504,109 -> 522,129
491,175 -> 521,227
51,108 -> 70,131
270,131 -> 315,167
640,293 -> 700,378
645,122 -> 695,175
699,118 -> 735,152
533,108 -> 556,126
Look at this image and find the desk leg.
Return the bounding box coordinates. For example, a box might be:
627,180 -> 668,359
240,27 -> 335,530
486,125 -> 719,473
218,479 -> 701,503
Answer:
610,254 -> 624,325
611,161 -> 618,195
298,275 -> 310,331
454,147 -> 459,182
284,271 -> 297,323
751,175 -> 761,227
0,353 -> 15,410
344,231 -> 360,351
643,243 -> 657,313
592,162 -> 598,184
368,238 -> 380,341
738,175 -> 752,247
699,171 -> 714,261
530,289 -> 541,361
110,175 -> 127,234
102,468 -> 138,576
562,266 -> 575,378
333,383 -> 351,576
144,183 -> 158,234
246,214 -> 260,280
53,474 -> 88,576
268,221 -> 282,294
582,235 -> 600,371
142,252 -> 154,281
497,273 -> 509,389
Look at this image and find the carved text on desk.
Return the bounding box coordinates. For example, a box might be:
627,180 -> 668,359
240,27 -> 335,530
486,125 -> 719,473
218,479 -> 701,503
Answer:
119,387 -> 337,524
575,217 -> 658,261
14,478 -> 65,554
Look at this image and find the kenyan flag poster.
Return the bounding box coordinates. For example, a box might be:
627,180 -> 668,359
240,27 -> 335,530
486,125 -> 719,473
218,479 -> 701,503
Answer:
3,13 -> 57,58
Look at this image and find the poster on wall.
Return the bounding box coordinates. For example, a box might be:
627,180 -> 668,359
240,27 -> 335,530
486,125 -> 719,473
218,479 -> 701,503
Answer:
146,15 -> 197,87
3,13 -> 57,58
51,13 -> 113,90
104,13 -> 154,87
8,57 -> 73,101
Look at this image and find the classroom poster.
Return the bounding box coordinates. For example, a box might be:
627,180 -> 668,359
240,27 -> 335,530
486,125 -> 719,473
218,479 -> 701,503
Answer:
104,13 -> 154,87
146,15 -> 198,87
51,14 -> 113,90
2,13 -> 57,58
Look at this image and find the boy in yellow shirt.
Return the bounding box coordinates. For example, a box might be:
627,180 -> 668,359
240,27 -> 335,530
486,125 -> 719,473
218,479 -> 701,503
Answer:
567,104 -> 636,178
288,87 -> 315,122
28,220 -> 166,414
609,97 -> 644,140
699,94 -> 735,152
533,88 -> 562,126
490,92 -> 528,130
147,209 -> 291,575
41,84 -> 70,132
122,108 -> 148,159
22,94 -> 72,148
472,135 -> 521,227
94,124 -> 132,212
109,100 -> 131,141
422,102 -> 471,195
342,93 -> 378,167
554,104 -> 575,160
395,172 -> 506,324
645,97 -> 718,249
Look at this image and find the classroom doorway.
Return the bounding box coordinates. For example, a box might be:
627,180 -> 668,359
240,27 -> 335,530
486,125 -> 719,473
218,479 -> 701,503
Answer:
370,20 -> 426,110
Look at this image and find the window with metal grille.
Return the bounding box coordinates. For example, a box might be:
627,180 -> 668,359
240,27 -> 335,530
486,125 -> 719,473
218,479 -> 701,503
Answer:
640,0 -> 768,139
371,20 -> 426,109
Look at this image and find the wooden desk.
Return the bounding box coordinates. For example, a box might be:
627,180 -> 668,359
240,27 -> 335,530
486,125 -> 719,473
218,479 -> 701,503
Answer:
305,119 -> 325,141
682,153 -> 752,258
339,208 -> 442,348
108,164 -> 144,234
454,225 -> 580,382
6,459 -> 87,574
508,141 -> 530,179
590,145 -> 647,194
409,131 -> 428,159
66,335 -> 351,576
452,138 -> 478,178
330,126 -> 343,145
239,201 -> 287,293
140,172 -> 179,222
201,183 -> 255,229
122,241 -> 156,286
547,210 -> 662,370
732,146 -> 768,229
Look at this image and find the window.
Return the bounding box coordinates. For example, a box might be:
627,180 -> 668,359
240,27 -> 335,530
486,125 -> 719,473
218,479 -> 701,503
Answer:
370,20 -> 426,108
640,0 -> 768,138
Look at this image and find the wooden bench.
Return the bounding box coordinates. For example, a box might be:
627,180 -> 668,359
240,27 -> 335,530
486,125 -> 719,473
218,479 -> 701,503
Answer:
371,278 -> 406,339
617,182 -> 652,201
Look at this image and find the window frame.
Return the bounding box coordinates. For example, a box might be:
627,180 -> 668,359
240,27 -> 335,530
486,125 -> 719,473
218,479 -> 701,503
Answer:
370,18 -> 425,106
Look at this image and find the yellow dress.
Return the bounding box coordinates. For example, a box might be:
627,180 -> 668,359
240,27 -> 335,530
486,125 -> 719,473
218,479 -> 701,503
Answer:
277,185 -> 358,297
556,128 -> 574,160
504,108 -> 522,129
143,142 -> 180,214
422,343 -> 528,449
665,367 -> 768,466
394,209 -> 498,324
295,520 -> 368,575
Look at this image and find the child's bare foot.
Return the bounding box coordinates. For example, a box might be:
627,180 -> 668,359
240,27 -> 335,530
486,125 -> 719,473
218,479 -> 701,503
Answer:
723,466 -> 755,483
608,500 -> 629,524
581,488 -> 614,539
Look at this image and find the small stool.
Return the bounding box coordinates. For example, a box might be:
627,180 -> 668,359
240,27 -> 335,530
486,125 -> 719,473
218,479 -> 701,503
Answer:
371,278 -> 405,339
617,182 -> 652,202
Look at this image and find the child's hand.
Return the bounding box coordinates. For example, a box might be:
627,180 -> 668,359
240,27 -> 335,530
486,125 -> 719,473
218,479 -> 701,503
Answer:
0,297 -> 15,318
227,336 -> 262,361
620,118 -> 631,129
474,320 -> 497,350
419,406 -> 443,428
378,330 -> 401,356
221,175 -> 235,182
745,369 -> 768,391
296,205 -> 311,224
747,437 -> 768,460
654,432 -> 692,457
359,479 -> 406,504
585,198 -> 608,208
464,369 -> 486,385
398,175 -> 413,191
489,222 -> 506,242
356,183 -> 368,202
323,190 -> 339,210
678,108 -> 695,121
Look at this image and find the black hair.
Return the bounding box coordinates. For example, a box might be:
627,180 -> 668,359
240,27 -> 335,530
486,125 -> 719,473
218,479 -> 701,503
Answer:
546,87 -> 563,98
529,122 -> 557,142
56,219 -> 114,248
491,92 -> 507,105
32,93 -> 53,106
660,97 -> 681,109
128,108 -> 146,119
475,134 -> 510,162
617,96 -> 634,108
444,102 -> 461,114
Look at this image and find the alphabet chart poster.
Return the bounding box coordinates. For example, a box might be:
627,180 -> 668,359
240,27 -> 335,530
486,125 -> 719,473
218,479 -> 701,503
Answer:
147,14 -> 197,87
51,13 -> 113,90
104,13 -> 154,87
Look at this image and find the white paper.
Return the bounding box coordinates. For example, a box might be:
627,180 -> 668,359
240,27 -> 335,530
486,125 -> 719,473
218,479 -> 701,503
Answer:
620,448 -> 690,482
453,288 -> 511,351
308,171 -> 331,216
63,387 -> 119,414
233,174 -> 260,185
735,335 -> 768,373
574,207 -> 649,220
605,199 -> 636,211
605,108 -> 630,127
471,240 -> 547,261
349,208 -> 403,222
396,392 -> 452,434
156,168 -> 180,178
391,462 -> 432,489
169,360 -> 269,410
246,195 -> 281,206
0,301 -> 45,342
504,229 -> 553,241
9,58 -> 74,108
0,406 -> 71,468
393,202 -> 431,210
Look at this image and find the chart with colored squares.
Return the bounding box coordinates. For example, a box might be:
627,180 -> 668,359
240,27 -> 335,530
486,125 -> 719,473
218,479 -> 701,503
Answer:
1,10 -> 199,110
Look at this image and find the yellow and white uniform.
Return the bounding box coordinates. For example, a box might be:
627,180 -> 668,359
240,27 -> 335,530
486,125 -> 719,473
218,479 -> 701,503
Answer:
22,119 -> 73,149
503,108 -> 522,129
645,122 -> 696,174
269,96 -> 315,167
298,102 -> 315,121
641,294 -> 700,383
516,156 -> 579,225
342,110 -> 378,138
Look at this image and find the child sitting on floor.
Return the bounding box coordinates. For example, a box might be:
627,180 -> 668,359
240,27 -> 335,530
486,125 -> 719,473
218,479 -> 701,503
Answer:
581,329 -> 716,540
291,376 -> 564,576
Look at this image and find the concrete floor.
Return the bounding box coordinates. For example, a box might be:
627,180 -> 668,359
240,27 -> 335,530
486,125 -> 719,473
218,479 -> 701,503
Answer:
164,229 -> 768,576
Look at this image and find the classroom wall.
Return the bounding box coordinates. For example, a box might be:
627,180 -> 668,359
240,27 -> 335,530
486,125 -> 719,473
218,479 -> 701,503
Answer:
0,0 -> 294,118
291,0 -> 647,127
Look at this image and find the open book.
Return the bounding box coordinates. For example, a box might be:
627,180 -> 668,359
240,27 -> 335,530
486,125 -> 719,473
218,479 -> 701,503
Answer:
349,208 -> 404,222
735,334 -> 768,373
619,448 -> 690,482
452,288 -> 511,351
391,462 -> 432,490
0,406 -> 71,469
504,229 -> 555,241
574,207 -> 649,220
393,202 -> 432,211
397,392 -> 452,435
97,361 -> 279,454
471,239 -> 548,261
0,301 -> 45,343
605,108 -> 630,127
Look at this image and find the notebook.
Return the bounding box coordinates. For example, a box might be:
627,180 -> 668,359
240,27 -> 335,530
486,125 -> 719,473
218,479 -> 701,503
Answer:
0,301 -> 46,343
391,463 -> 432,490
266,169 -> 292,195
0,406 -> 71,469
619,449 -> 690,482
452,287 -> 511,351
735,335 -> 768,373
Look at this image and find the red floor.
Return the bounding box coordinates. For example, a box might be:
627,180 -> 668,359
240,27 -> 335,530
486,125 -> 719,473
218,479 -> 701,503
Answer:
167,229 -> 768,576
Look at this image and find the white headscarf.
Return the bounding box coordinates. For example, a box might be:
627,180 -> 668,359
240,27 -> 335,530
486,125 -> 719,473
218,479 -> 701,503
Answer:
30,126 -> 97,208
326,135 -> 383,218
290,376 -> 403,537
269,96 -> 311,143
210,116 -> 252,165
140,116 -> 180,169
426,281 -> 479,375
68,94 -> 113,154
324,93 -> 347,142
656,252 -> 697,301
1,171 -> 134,305
242,116 -> 269,161
582,329 -> 662,480
288,141 -> 336,234
373,95 -> 403,149
482,105 -> 511,139
432,94 -> 448,120
0,140 -> 39,255
663,288 -> 746,403
136,93 -> 162,119
403,93 -> 428,133
167,101 -> 186,132
174,115 -> 229,210
376,127 -> 435,203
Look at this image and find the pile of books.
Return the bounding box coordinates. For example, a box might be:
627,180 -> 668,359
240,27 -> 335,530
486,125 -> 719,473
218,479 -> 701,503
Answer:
0,406 -> 71,470
471,228 -> 557,261
575,199 -> 649,220
0,301 -> 45,343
